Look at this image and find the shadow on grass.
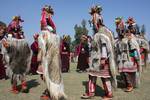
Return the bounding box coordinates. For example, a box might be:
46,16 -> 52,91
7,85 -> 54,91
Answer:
27,79 -> 40,89
18,79 -> 40,93
116,75 -> 126,89
82,81 -> 105,97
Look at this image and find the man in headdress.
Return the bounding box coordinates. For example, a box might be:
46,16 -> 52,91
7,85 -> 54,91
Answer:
81,5 -> 116,100
30,33 -> 39,75
1,34 -> 32,94
7,16 -> 25,39
38,5 -> 67,100
89,5 -> 104,34
60,35 -> 70,72
76,34 -> 89,72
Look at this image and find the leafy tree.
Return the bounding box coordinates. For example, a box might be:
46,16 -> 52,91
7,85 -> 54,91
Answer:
141,24 -> 146,36
74,19 -> 89,45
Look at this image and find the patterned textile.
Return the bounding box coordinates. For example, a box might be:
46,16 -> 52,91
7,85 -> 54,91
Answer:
87,26 -> 117,87
116,35 -> 142,87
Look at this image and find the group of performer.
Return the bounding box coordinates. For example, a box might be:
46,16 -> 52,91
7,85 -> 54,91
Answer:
80,5 -> 149,100
0,4 -> 149,100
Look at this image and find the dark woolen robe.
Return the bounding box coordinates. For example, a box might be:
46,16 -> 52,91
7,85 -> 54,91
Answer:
77,42 -> 89,71
60,41 -> 70,72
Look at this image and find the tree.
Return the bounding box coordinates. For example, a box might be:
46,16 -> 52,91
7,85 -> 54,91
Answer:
73,19 -> 89,45
141,24 -> 146,36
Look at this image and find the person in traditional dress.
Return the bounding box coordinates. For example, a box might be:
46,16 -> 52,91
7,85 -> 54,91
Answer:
37,5 -> 67,100
81,5 -> 117,100
0,21 -> 7,79
136,25 -> 149,70
30,33 -> 39,75
1,34 -> 32,94
76,34 -> 89,72
60,35 -> 70,72
7,16 -> 25,39
116,28 -> 141,92
126,17 -> 139,35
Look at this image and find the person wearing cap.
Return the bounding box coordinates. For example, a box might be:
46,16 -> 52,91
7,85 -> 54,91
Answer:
30,33 -> 39,75
60,35 -> 70,73
41,5 -> 56,33
7,16 -> 25,39
76,34 -> 89,72
81,5 -> 116,100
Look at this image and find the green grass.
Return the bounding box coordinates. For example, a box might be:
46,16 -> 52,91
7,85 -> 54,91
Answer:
0,63 -> 150,100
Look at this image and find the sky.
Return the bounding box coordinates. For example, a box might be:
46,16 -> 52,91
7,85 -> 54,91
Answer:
0,0 -> 150,43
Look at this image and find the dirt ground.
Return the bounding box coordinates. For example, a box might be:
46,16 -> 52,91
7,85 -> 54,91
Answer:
0,63 -> 150,100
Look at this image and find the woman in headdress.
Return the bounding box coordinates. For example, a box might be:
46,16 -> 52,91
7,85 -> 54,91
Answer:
7,16 -> 25,39
81,5 -> 116,100
30,33 -> 39,75
60,35 -> 70,72
76,34 -> 89,72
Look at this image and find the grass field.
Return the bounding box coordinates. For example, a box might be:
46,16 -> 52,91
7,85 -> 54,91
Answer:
0,63 -> 150,100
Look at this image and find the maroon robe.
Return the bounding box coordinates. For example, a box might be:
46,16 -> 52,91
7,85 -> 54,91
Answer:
60,41 -> 70,72
77,42 -> 89,72
30,41 -> 39,74
0,54 -> 6,79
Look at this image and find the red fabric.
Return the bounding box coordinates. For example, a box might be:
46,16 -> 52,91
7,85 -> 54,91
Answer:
60,41 -> 70,72
40,10 -> 56,30
88,80 -> 95,93
47,16 -> 56,30
31,41 -> 38,54
30,41 -> 39,74
41,10 -> 47,28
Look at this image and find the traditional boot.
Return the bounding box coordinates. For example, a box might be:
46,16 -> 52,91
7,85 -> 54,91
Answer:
21,81 -> 28,93
40,89 -> 50,100
102,80 -> 113,100
10,85 -> 19,94
125,83 -> 133,92
81,80 -> 95,99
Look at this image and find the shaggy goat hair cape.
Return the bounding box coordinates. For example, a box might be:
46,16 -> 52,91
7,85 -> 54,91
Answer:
38,30 -> 67,100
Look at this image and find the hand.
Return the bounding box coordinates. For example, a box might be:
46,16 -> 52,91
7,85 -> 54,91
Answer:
100,59 -> 106,65
2,39 -> 9,48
